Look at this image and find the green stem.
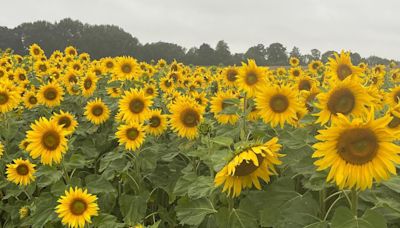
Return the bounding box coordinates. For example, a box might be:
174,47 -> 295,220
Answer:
319,189 -> 326,219
351,189 -> 358,216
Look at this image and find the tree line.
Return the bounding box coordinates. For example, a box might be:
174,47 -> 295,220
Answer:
0,18 -> 396,66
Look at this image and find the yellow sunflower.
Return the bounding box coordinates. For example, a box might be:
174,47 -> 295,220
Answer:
255,84 -> 304,127
102,57 -> 115,72
386,104 -> 400,137
107,87 -> 122,98
214,137 -> 283,197
115,122 -> 146,151
385,85 -> 400,107
26,117 -> 69,165
289,57 -> 300,66
6,158 -> 36,186
118,89 -> 153,123
315,79 -> 372,125
34,61 -> 50,77
326,51 -> 363,82
289,67 -> 304,78
114,56 -> 139,80
64,46 -> 78,56
313,111 -> 400,190
80,72 -> 98,97
23,91 -> 38,109
221,66 -> 239,87
84,98 -> 110,125
37,82 -> 64,107
51,110 -> 78,135
29,43 -> 44,58
146,109 -> 168,136
0,141 -> 4,158
55,187 -> 99,228
210,90 -> 240,125
169,96 -> 204,139
0,87 -> 20,113
19,139 -> 30,151
143,84 -> 158,98
237,60 -> 267,97
308,60 -> 323,75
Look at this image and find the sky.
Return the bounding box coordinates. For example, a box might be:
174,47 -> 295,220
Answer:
1,0 -> 400,59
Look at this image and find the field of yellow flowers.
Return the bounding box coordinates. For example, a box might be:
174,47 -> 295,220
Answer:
1,44 -> 400,227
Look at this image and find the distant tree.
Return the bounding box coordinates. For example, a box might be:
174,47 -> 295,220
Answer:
0,27 -> 24,54
366,56 -> 391,66
244,44 -> 267,65
311,49 -> 321,60
350,52 -> 362,65
266,43 -> 288,66
141,42 -> 185,62
289,46 -> 305,65
215,40 -> 232,65
196,43 -> 216,66
321,50 -> 338,63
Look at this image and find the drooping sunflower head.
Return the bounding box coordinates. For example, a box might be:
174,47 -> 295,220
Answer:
115,121 -> 146,151
37,81 -> 64,107
146,109 -> 168,136
169,96 -> 204,139
313,112 -> 400,190
210,90 -> 240,125
51,110 -> 78,135
237,59 -> 267,97
55,187 -> 99,228
214,137 -> 283,197
118,89 -> 153,123
84,98 -> 110,125
6,158 -> 36,186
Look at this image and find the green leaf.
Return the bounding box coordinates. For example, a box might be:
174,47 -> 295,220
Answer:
176,197 -> 217,226
381,176 -> 400,193
215,207 -> 258,228
36,166 -> 63,188
85,174 -> 116,194
119,193 -> 149,225
210,136 -> 234,147
64,153 -> 87,169
20,193 -> 58,228
331,207 -> 387,228
92,213 -> 125,228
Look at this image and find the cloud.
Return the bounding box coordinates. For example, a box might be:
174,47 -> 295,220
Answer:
1,0 -> 399,59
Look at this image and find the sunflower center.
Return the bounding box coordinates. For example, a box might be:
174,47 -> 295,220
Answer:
146,88 -> 154,95
58,116 -> 72,128
227,69 -> 238,82
0,92 -> 9,105
164,80 -> 172,87
92,105 -> 104,116
336,64 -> 352,80
337,128 -> 378,165
181,109 -> 200,128
150,116 -> 161,127
121,64 -> 132,74
70,199 -> 87,215
16,164 -> 29,176
39,64 -> 47,72
269,94 -> 289,113
388,115 -> 400,128
126,128 -> 139,140
327,88 -> 355,115
44,88 -> 58,100
245,71 -> 258,85
69,75 -> 78,84
84,79 -> 92,90
312,63 -> 319,70
234,153 -> 264,176
42,130 -> 61,150
106,62 -> 114,68
293,70 -> 300,77
28,96 -> 38,105
129,99 -> 145,113
19,74 -> 26,81
94,70 -> 101,76
73,64 -> 80,71
33,48 -> 40,55
298,80 -> 311,91
170,73 -> 178,82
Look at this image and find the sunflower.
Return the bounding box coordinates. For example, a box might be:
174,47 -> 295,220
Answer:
255,84 -> 304,127
159,77 -> 175,93
80,73 -> 98,97
64,70 -> 80,88
326,51 -> 363,82
65,46 -> 78,56
6,158 -> 36,186
315,79 -> 372,125
23,91 -> 38,109
107,87 -> 122,98
55,187 -> 99,228
19,206 -> 30,219
191,91 -> 209,107
0,141 -> 4,158
365,86 -> 384,111
146,109 -> 168,136
79,53 -> 90,62
385,85 -> 400,107
237,60 -> 267,97
372,65 -> 386,76
51,110 -> 78,135
221,66 -> 239,87
296,75 -> 318,92
0,87 -> 20,113
289,57 -> 300,66
102,57 -> 115,72
210,90 -> 240,125
313,112 -> 400,190
37,82 -> 64,107
26,117 -> 68,165
308,60 -> 323,75
143,84 -> 158,98
169,96 -> 204,139
84,98 -> 110,125
119,89 -> 153,123
114,56 -> 139,80
289,67 -> 303,78
19,139 -> 30,151
386,104 -> 400,136
115,122 -> 146,151
34,61 -> 50,77
214,137 -> 283,197
29,43 -> 44,58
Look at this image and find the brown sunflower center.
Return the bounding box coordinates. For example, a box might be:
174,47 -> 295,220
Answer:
69,50 -> 76,55
327,88 -> 355,115
28,96 -> 38,105
94,70 -> 101,76
68,75 -> 78,84
388,114 -> 400,129
245,71 -> 258,85
33,48 -> 40,55
164,80 -> 172,87
146,88 -> 154,95
298,80 -> 311,91
0,92 -> 9,105
42,130 -> 61,150
336,64 -> 352,80
84,79 -> 92,90
269,94 -> 289,113
126,128 -> 139,140
121,64 -> 132,74
150,116 -> 161,128
39,64 -> 47,72
234,153 -> 264,176
180,109 -> 200,128
58,116 -> 72,128
73,64 -> 80,71
70,199 -> 87,215
129,99 -> 145,113
337,128 -> 378,165
106,62 -> 114,68
227,69 -> 238,82
16,164 -> 29,176
44,88 -> 58,100
91,105 -> 104,116
19,74 -> 26,81
293,70 -> 300,77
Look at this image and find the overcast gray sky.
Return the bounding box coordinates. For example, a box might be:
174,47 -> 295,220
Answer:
1,0 -> 400,59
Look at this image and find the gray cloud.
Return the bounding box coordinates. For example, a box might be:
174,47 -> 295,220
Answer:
1,0 -> 399,59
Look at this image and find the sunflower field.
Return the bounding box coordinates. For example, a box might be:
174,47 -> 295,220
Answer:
1,44 -> 400,228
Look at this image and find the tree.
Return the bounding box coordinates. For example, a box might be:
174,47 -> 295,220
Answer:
244,44 -> 267,65
350,52 -> 361,65
266,43 -> 288,66
215,40 -> 232,65
321,50 -> 338,63
0,27 -> 24,54
196,43 -> 216,66
310,49 -> 321,60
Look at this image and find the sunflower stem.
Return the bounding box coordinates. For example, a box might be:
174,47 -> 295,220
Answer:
350,189 -> 358,217
319,188 -> 326,219
242,94 -> 248,139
